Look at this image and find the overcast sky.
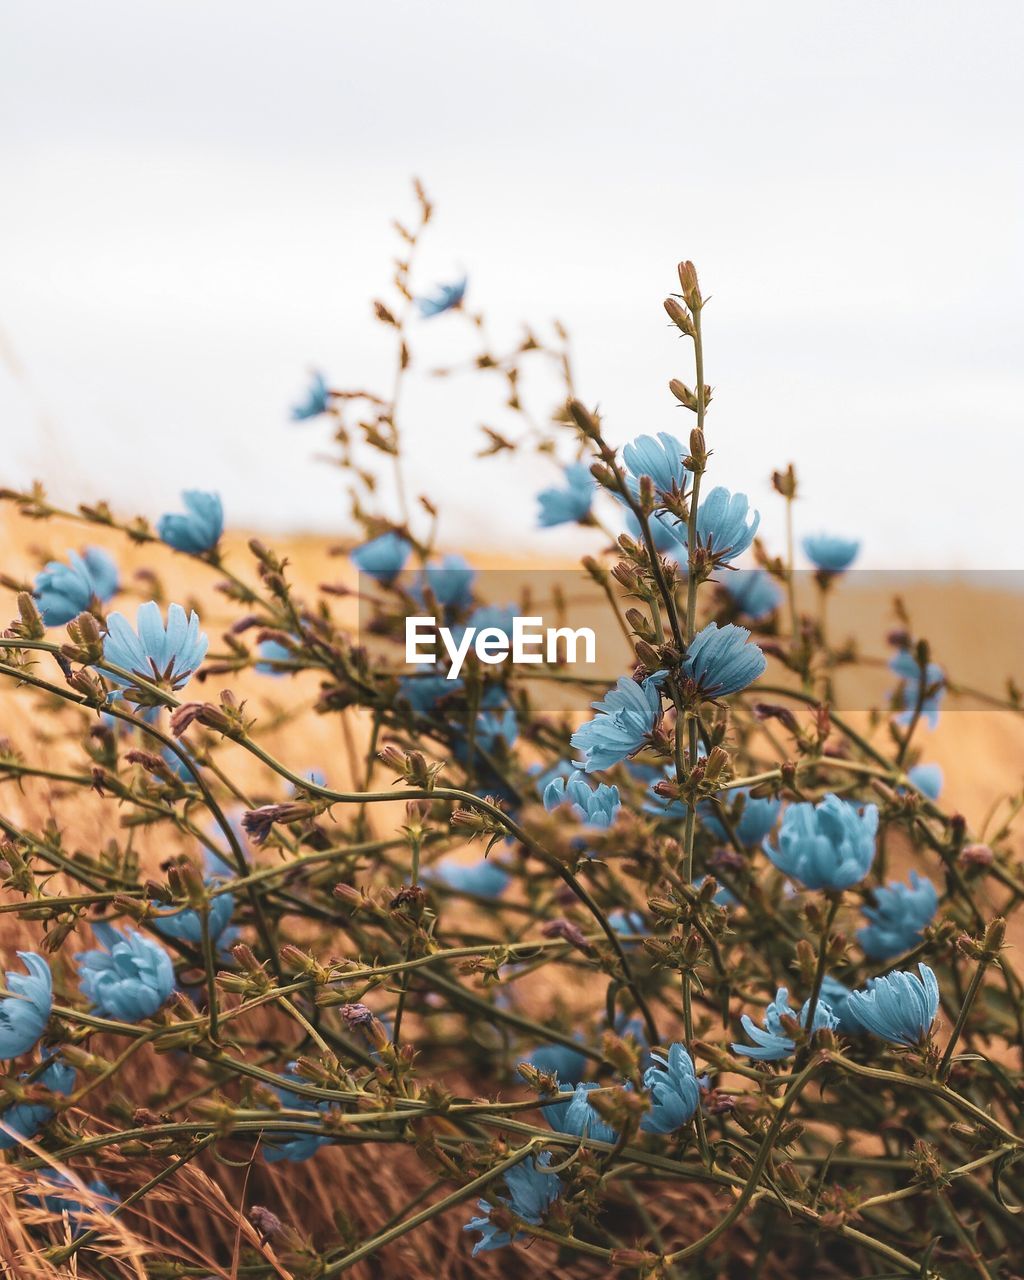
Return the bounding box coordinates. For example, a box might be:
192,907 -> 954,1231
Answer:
2,1 -> 1021,568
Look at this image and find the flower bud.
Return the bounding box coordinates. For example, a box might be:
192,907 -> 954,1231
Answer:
663,297 -> 695,337
15,592 -> 45,640
702,745 -> 731,788
633,640 -> 663,674
771,465 -> 798,499
704,1088 -> 736,1115
250,1205 -> 283,1241
170,701 -> 234,738
669,379 -> 699,412
332,882 -> 365,909
687,427 -> 708,473
983,916 -> 1006,954
959,842 -> 993,868
611,561 -> 641,592
279,945 -> 328,981
378,743 -> 445,789
581,556 -> 608,586
567,399 -> 601,439
242,801 -> 318,845
602,1030 -> 642,1080
541,918 -> 592,952
677,261 -> 702,311
752,702 -> 801,736
231,943 -> 263,973
646,896 -> 679,919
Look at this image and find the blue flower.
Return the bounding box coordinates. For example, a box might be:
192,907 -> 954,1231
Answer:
156,491 -> 223,553
464,1152 -> 563,1254
422,554 -> 475,607
475,705 -> 518,754
571,676 -> 662,773
622,432 -> 689,500
537,463 -> 594,528
417,275 -> 467,317
732,987 -> 839,1061
0,952 -> 52,1058
102,602 -> 208,696
845,963 -> 940,1046
0,1054 -> 76,1149
398,674 -> 464,717
700,787 -> 781,847
857,872 -> 938,960
545,1081 -> 617,1143
256,638 -> 294,676
263,1067 -> 332,1163
75,922 -> 174,1022
819,975 -> 864,1034
528,1043 -> 587,1084
544,771 -> 621,828
907,763 -> 943,800
34,548 -> 119,626
890,650 -> 944,728
682,622 -> 766,700
350,532 -> 412,585
803,533 -> 860,573
641,1042 -> 702,1133
676,487 -> 760,564
291,370 -> 330,420
22,1174 -> 119,1236
722,570 -> 781,621
766,794 -> 877,891
152,881 -> 236,947
432,858 -> 510,898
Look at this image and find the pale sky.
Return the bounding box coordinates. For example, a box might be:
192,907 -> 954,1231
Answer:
2,1 -> 1021,568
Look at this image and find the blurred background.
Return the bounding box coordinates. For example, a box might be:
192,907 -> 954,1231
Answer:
2,0 -> 1021,567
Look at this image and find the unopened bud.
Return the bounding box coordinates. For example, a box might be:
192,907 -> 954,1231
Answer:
15,592 -> 45,640
984,917 -> 1006,954
676,260 -> 702,311
633,639 -> 662,673
663,297 -> 695,337
771,465 -> 797,500
601,1030 -> 642,1080
567,399 -> 601,439
753,703 -> 801,735
960,842 -> 993,868
687,427 -> 708,473
541,918 -> 592,952
231,943 -> 263,973
249,1205 -> 283,1241
669,379 -> 699,412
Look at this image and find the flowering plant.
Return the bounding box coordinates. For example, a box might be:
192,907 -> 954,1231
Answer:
0,184 -> 1019,1279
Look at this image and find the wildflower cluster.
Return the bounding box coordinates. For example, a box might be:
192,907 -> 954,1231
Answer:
0,186 -> 1019,1279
